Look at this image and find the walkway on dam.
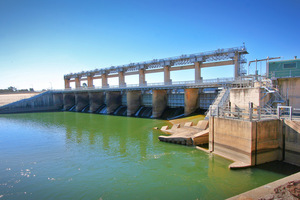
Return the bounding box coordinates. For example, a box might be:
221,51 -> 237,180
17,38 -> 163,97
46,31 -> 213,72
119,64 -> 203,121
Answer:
59,77 -> 253,92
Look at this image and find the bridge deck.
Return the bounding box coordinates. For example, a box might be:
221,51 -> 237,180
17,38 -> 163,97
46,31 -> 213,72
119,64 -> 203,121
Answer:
57,78 -> 253,93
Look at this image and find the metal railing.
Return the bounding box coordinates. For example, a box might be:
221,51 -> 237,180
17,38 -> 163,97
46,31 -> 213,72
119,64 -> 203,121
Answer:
269,69 -> 300,79
59,77 -> 254,92
209,105 -> 300,121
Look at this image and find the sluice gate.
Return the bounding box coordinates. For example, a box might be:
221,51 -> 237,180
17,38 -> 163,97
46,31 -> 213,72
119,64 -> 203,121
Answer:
61,87 -> 221,119
0,77 -> 252,118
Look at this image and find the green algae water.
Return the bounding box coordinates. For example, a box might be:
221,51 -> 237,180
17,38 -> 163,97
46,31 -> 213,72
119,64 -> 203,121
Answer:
0,112 -> 298,200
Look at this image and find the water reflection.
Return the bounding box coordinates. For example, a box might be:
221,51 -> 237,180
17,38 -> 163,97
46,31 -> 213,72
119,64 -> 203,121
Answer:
1,112 -> 299,200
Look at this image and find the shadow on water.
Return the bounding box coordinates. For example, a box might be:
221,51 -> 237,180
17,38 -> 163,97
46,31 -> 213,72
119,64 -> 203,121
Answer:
254,161 -> 300,176
160,107 -> 184,120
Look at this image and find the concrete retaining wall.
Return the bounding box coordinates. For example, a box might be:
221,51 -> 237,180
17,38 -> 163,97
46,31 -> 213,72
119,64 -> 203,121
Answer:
277,77 -> 300,108
209,117 -> 281,166
230,87 -> 261,109
283,120 -> 300,166
0,91 -> 63,114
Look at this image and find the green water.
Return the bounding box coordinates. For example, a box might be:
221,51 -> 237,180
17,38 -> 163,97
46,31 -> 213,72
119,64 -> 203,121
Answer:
0,112 -> 298,200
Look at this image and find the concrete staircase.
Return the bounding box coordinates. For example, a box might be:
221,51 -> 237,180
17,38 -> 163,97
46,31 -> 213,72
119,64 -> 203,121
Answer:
205,88 -> 230,119
261,86 -> 286,114
158,120 -> 209,146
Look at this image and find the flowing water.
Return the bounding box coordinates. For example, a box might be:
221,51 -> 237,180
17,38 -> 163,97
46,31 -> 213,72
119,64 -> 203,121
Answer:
0,112 -> 298,200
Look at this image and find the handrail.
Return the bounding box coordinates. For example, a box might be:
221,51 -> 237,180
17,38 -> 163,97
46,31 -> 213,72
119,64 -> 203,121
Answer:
209,105 -> 300,121
58,77 -> 253,91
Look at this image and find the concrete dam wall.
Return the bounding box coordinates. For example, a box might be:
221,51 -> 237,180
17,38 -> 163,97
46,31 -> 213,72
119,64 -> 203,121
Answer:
0,91 -> 63,114
0,89 -> 218,119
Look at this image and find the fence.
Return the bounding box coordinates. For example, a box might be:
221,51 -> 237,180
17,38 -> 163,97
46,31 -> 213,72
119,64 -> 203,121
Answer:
209,104 -> 300,121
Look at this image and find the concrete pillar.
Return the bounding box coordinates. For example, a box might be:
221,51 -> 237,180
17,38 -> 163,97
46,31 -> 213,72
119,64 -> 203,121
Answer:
106,91 -> 122,114
89,92 -> 105,112
53,93 -> 63,109
164,65 -> 171,85
152,90 -> 168,118
139,69 -> 146,86
234,52 -> 240,78
118,71 -> 126,87
75,77 -> 81,88
63,93 -> 75,110
184,88 -> 199,116
102,74 -> 108,88
64,79 -> 71,89
195,62 -> 202,83
87,76 -> 94,88
75,92 -> 89,112
127,90 -> 142,116
209,116 -> 214,152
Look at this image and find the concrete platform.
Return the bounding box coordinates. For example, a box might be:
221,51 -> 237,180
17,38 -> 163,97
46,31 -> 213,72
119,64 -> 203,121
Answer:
227,172 -> 300,200
158,120 -> 209,146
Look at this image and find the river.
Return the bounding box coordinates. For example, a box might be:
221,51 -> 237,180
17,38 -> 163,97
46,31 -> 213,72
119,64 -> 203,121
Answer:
0,112 -> 298,200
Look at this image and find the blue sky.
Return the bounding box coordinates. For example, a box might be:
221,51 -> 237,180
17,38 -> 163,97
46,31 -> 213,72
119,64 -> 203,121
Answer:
0,0 -> 299,90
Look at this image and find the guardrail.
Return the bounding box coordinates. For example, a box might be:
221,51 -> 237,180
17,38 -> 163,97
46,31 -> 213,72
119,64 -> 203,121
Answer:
269,69 -> 300,79
209,105 -> 300,121
58,77 -> 253,91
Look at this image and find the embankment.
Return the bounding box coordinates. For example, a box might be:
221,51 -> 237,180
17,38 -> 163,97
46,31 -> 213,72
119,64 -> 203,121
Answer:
0,91 -> 63,114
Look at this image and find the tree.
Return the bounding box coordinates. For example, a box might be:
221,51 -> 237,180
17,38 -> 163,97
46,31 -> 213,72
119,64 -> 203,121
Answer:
8,86 -> 17,92
82,83 -> 87,88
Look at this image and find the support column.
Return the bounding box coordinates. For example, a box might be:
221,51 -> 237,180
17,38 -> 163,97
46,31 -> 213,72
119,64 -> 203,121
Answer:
75,77 -> 81,88
195,62 -> 202,83
234,52 -> 240,78
152,90 -> 168,118
53,93 -> 63,109
139,69 -> 146,86
63,93 -> 75,110
127,90 -> 142,116
184,88 -> 199,116
102,73 -> 109,88
89,92 -> 105,112
106,91 -> 122,114
119,71 -> 126,87
164,65 -> 171,85
75,92 -> 89,112
64,78 -> 71,89
87,76 -> 94,88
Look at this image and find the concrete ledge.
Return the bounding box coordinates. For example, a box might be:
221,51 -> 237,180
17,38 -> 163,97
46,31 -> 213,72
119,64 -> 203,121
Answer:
229,161 -> 251,169
227,172 -> 300,200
